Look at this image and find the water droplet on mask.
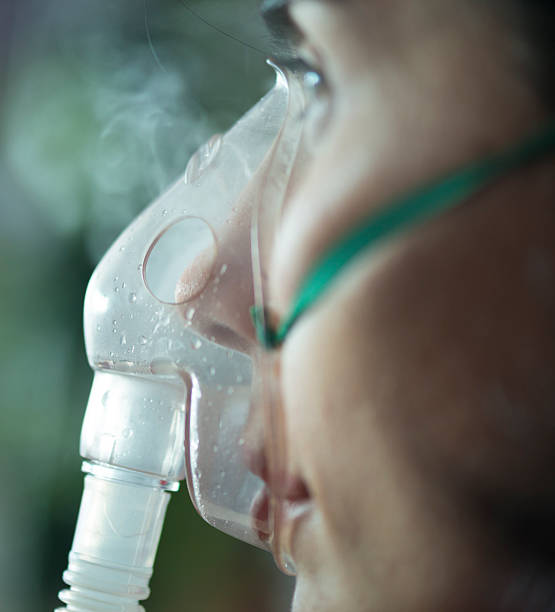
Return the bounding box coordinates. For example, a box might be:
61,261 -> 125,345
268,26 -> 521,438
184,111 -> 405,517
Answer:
119,246 -> 126,252
129,292 -> 137,303
120,334 -> 127,345
209,367 -> 216,376
235,375 -> 243,384
184,133 -> 223,185
282,556 -> 296,575
139,335 -> 148,345
192,339 -> 202,350
114,287 -> 120,293
186,307 -> 195,320
96,324 -> 102,332
162,208 -> 168,216
122,428 -> 133,439
227,387 -> 234,395
219,263 -> 228,275
238,437 -> 245,447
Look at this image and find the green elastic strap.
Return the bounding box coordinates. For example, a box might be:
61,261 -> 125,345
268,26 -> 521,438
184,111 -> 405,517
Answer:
252,119 -> 555,349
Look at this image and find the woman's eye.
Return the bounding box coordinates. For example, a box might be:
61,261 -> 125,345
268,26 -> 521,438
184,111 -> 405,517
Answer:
303,68 -> 328,106
293,61 -> 331,145
296,58 -> 329,109
274,56 -> 331,142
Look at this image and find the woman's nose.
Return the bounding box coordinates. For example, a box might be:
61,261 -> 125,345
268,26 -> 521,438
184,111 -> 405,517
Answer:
176,208 -> 255,350
174,150 -> 278,353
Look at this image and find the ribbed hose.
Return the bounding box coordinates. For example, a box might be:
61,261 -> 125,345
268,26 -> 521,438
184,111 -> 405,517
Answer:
56,462 -> 177,611
56,553 -> 150,611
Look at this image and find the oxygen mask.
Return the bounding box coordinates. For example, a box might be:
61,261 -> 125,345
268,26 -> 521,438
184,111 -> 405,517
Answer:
56,61 -> 307,611
55,42 -> 555,608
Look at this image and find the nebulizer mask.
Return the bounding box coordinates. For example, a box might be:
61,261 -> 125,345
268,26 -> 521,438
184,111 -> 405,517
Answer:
56,38 -> 555,606
56,61 -> 307,611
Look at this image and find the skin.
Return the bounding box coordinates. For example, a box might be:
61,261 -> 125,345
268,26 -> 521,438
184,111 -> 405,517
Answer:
261,1 -> 555,611
176,0 -> 554,609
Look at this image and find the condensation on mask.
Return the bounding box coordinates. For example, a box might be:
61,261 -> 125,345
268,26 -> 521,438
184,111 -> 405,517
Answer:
56,63 -> 301,611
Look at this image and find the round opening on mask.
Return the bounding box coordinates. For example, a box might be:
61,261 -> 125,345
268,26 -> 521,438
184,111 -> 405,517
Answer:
143,216 -> 217,305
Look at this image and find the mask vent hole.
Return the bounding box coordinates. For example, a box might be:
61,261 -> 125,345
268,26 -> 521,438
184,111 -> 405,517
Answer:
143,216 -> 216,305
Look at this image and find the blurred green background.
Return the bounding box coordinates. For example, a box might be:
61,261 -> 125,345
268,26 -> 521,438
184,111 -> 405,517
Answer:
0,0 -> 294,609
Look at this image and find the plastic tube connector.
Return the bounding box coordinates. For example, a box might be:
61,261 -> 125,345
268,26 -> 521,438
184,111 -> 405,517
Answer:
56,370 -> 186,611
56,462 -> 176,612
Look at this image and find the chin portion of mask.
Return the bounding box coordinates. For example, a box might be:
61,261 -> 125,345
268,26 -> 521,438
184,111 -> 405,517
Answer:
54,62 -> 303,611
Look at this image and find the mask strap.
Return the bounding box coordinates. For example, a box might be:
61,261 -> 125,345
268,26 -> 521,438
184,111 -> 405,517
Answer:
252,119 -> 555,348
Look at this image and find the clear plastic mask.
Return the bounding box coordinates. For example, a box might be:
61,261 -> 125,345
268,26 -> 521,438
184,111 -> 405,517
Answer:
57,47 -> 555,607
57,61 -> 306,611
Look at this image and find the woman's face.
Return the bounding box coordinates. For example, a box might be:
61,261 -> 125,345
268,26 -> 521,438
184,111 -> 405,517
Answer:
257,1 -> 555,611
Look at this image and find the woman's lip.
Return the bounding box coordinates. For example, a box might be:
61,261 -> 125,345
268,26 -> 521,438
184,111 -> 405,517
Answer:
282,498 -> 314,525
279,498 -> 314,573
250,477 -> 312,546
250,479 -> 313,571
280,474 -> 310,501
250,486 -> 311,536
251,487 -> 271,543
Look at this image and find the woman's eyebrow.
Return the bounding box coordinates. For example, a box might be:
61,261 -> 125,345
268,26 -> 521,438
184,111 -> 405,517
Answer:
260,0 -> 303,49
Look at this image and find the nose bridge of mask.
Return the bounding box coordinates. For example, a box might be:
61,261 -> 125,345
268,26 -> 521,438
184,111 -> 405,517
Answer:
250,62 -> 308,349
58,64 -> 299,610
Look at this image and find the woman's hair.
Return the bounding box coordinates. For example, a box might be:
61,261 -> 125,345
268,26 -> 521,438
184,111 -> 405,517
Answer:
488,0 -> 554,108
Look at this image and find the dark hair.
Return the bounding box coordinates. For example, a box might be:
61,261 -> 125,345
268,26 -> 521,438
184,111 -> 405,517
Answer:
486,0 -> 554,107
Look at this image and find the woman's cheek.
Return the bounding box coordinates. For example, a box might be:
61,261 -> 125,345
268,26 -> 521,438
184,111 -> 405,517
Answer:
279,250 -> 513,612
278,271 -> 408,544
269,107 -> 379,316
